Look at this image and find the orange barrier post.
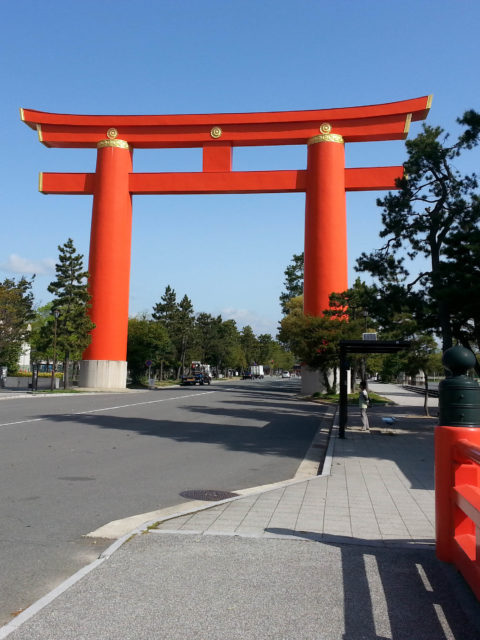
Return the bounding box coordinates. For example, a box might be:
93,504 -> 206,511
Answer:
304,128 -> 347,317
435,426 -> 480,598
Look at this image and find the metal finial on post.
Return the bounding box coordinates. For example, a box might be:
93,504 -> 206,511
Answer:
438,345 -> 480,427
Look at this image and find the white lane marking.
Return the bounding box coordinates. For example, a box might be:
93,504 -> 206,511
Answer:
0,418 -> 44,427
415,563 -> 433,592
0,391 -> 216,427
433,603 -> 456,640
72,391 -> 215,415
363,553 -> 393,639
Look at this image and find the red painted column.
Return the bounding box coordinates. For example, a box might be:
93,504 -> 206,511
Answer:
83,138 -> 133,363
304,128 -> 347,316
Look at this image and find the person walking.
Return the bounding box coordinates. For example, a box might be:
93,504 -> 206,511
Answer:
359,381 -> 370,431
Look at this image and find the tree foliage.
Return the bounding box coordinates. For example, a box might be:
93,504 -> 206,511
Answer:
278,296 -> 347,392
0,277 -> 35,371
47,238 -> 94,387
356,112 -> 480,361
127,316 -> 173,383
279,252 -> 304,315
29,303 -> 56,362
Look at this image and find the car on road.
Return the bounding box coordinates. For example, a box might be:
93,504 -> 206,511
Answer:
281,371 -> 290,378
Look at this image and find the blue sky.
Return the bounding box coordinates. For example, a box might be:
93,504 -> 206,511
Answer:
1,0 -> 479,336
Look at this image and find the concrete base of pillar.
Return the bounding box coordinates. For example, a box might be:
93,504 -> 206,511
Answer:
301,366 -> 323,395
301,365 -> 351,396
79,360 -> 127,390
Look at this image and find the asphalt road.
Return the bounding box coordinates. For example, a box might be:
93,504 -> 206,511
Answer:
0,377 -> 325,625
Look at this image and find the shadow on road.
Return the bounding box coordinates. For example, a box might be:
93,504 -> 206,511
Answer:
36,385 -> 328,460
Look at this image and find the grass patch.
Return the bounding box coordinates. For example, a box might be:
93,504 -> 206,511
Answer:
155,380 -> 181,387
32,388 -> 82,394
310,391 -> 390,405
127,380 -> 180,389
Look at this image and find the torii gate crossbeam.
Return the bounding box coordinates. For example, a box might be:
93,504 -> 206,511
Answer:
21,96 -> 431,389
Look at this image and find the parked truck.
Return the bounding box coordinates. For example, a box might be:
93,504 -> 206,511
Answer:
180,361 -> 212,386
242,365 -> 264,380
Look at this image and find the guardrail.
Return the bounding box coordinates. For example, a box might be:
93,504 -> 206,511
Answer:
435,426 -> 480,600
403,384 -> 439,397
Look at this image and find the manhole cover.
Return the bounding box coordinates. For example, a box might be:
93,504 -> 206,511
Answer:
179,489 -> 239,501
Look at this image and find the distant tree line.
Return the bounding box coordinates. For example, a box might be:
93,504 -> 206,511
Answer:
127,284 -> 294,383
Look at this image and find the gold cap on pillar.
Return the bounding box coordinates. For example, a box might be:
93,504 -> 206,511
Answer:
308,133 -> 344,145
97,139 -> 130,150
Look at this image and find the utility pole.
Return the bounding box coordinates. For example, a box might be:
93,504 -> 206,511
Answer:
50,309 -> 60,391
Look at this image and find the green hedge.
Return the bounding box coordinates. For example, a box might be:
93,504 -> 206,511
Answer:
14,371 -> 63,378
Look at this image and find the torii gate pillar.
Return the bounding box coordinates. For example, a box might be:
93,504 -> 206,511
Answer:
304,129 -> 347,315
80,139 -> 133,389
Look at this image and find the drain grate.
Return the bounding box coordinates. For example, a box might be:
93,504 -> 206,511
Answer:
180,489 -> 239,501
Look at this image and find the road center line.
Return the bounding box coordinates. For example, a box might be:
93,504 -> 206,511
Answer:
0,391 -> 216,428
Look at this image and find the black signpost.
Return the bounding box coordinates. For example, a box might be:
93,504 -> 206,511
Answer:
339,340 -> 410,438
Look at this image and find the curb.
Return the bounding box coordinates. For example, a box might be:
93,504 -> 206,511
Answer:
0,525 -> 147,639
86,405 -> 336,539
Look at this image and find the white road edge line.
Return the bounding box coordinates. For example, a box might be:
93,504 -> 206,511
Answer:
0,520 -> 157,639
0,559 -> 104,639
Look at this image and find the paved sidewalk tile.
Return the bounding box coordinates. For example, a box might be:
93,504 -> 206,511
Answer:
153,387 -> 436,548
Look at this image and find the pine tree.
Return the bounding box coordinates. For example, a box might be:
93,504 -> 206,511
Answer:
216,319 -> 243,373
193,313 -> 222,364
152,288 -> 195,376
47,238 -> 94,388
152,285 -> 178,329
356,112 -> 480,357
175,295 -> 195,376
239,325 -> 259,367
279,252 -> 304,315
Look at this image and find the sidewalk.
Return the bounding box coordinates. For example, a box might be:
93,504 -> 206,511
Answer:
2,384 -> 480,639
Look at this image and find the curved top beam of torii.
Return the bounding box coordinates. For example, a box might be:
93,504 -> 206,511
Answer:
20,95 -> 432,148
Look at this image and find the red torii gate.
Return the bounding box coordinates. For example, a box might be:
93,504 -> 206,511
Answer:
21,96 -> 431,388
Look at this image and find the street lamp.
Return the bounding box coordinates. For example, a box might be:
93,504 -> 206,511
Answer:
363,310 -> 368,332
51,309 -> 60,391
362,310 -> 368,385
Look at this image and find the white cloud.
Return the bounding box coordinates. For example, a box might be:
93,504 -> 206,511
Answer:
221,307 -> 278,336
1,254 -> 56,276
